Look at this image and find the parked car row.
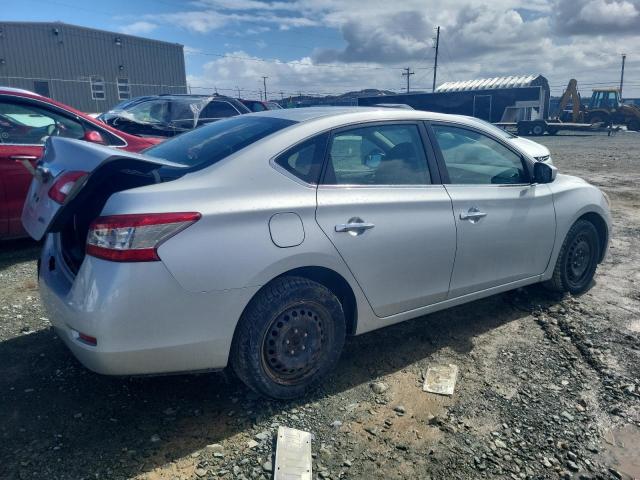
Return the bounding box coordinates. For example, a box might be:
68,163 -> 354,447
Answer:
0,87 -> 162,239
98,94 -> 252,137
0,89 -> 290,239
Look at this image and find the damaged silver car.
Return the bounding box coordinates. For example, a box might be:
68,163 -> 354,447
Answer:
99,94 -> 250,137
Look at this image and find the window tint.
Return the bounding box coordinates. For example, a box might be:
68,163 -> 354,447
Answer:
0,100 -> 84,145
200,101 -> 240,119
432,125 -> 527,185
146,115 -> 296,169
323,124 -> 430,185
275,133 -> 328,184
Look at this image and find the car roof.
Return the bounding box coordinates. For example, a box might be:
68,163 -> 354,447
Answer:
249,106 -> 490,128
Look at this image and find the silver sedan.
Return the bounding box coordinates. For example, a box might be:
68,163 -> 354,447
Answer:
23,108 -> 611,399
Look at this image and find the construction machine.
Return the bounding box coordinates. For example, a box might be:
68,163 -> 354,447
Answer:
584,87 -> 640,131
516,79 -> 640,135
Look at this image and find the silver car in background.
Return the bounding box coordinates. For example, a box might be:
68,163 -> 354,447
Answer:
23,107 -> 611,399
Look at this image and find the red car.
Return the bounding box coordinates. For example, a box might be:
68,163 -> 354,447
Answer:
0,87 -> 162,239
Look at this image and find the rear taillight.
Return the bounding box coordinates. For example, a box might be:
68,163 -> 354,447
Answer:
48,171 -> 88,204
86,212 -> 201,262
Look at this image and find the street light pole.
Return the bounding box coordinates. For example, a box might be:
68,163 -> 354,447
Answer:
262,76 -> 268,101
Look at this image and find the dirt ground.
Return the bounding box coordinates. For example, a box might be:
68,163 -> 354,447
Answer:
0,131 -> 639,480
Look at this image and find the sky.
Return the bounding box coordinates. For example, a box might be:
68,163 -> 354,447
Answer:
3,0 -> 640,99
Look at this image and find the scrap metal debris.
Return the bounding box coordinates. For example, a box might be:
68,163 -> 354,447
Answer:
274,426 -> 312,480
423,364 -> 459,396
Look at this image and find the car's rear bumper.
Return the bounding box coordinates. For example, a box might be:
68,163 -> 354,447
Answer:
39,235 -> 259,375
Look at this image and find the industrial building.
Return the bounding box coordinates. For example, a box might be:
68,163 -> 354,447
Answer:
358,74 -> 551,123
0,22 -> 187,112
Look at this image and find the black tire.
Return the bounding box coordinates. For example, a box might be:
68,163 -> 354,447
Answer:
230,276 -> 346,399
628,120 -> 640,132
531,122 -> 545,136
547,128 -> 559,135
545,220 -> 600,295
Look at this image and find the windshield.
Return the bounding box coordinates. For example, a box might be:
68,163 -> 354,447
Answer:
145,115 -> 296,168
472,118 -> 517,139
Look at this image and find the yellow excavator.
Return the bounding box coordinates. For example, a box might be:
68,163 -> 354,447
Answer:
519,78 -> 640,135
551,79 -> 640,131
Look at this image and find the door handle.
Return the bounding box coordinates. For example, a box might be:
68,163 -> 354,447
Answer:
335,216 -> 375,235
10,155 -> 39,161
335,222 -> 375,232
459,208 -> 487,222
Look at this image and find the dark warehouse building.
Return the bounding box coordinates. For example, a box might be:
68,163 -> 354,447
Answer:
0,21 -> 187,112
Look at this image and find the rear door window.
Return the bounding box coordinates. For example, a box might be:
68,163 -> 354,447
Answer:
200,101 -> 241,120
323,123 -> 431,185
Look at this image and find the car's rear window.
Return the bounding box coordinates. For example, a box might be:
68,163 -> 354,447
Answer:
145,115 -> 296,169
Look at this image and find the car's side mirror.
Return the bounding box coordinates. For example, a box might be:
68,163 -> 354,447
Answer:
83,129 -> 106,145
533,161 -> 557,184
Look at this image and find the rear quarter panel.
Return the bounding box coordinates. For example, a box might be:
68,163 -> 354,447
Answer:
101,133 -> 377,329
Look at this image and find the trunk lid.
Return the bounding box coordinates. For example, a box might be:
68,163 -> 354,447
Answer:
21,136 -> 186,241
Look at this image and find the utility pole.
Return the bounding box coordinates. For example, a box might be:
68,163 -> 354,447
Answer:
432,25 -> 440,93
280,91 -> 284,100
402,67 -> 414,93
262,76 -> 268,101
236,86 -> 241,98
619,53 -> 626,100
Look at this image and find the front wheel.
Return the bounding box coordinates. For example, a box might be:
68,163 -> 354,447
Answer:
230,276 -> 346,399
545,220 -> 600,295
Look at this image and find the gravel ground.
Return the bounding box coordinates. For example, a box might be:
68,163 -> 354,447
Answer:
1,131 -> 639,480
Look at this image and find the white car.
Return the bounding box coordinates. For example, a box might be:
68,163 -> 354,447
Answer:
23,108 -> 609,399
470,117 -> 553,164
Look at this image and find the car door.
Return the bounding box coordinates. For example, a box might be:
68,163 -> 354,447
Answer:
315,122 -> 457,318
428,122 -> 556,298
0,96 -> 89,237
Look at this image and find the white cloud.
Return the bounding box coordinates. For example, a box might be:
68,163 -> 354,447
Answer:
553,0 -> 640,33
119,21 -> 157,35
578,0 -> 639,27
186,51 -> 406,98
138,0 -> 640,96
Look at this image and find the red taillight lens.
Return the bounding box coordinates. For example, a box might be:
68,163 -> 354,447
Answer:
86,212 -> 201,262
48,171 -> 88,204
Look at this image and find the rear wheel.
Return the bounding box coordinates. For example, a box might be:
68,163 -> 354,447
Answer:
531,122 -> 546,136
545,220 -> 600,295
628,119 -> 640,132
231,276 -> 346,399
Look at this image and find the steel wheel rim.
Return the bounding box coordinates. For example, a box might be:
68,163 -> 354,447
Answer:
567,234 -> 592,286
261,302 -> 330,385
